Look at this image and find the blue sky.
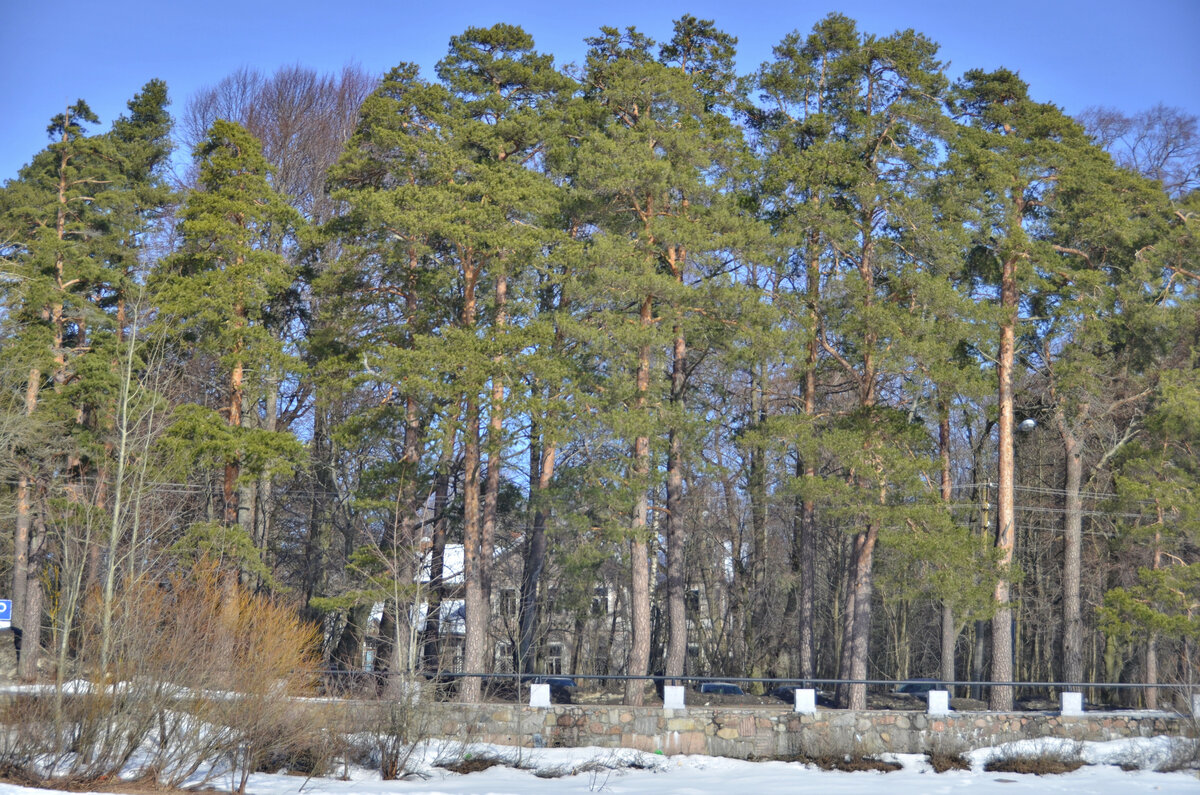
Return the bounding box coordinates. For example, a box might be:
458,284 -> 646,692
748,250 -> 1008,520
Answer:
3,0 -> 1198,181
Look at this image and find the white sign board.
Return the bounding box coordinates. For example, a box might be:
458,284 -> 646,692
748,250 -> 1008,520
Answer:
0,600 -> 10,630
529,683 -> 551,708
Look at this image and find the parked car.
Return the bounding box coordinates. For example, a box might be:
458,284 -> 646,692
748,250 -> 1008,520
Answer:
768,685 -> 836,707
895,678 -> 941,695
520,674 -> 576,703
698,681 -> 744,696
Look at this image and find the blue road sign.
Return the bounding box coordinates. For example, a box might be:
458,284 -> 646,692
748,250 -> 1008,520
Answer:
0,600 -> 10,621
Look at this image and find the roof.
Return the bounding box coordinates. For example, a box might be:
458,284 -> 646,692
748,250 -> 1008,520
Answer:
418,543 -> 465,585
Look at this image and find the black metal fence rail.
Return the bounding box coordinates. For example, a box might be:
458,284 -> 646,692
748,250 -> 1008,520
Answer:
319,669 -> 1200,692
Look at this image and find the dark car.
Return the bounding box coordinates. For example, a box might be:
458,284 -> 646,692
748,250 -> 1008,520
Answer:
520,674 -> 576,704
768,686 -> 838,707
698,681 -> 744,696
895,678 -> 942,695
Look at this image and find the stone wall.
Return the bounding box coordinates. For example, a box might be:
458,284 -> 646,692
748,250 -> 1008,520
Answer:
422,703 -> 1194,758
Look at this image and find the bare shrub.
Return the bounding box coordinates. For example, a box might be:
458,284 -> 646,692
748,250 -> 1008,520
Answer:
361,676 -> 432,780
983,741 -> 1086,776
984,755 -> 1085,775
439,755 -> 506,774
1110,735 -> 1200,773
768,728 -> 900,771
0,563 -> 323,793
1155,739 -> 1200,774
926,734 -> 971,772
803,755 -> 902,772
927,750 -> 971,773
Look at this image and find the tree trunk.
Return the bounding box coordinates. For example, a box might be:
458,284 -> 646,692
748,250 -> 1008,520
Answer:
461,391 -> 483,701
837,533 -> 862,707
380,393 -> 424,682
625,295 -> 653,706
1061,428 -> 1083,688
664,246 -> 688,682
627,531 -> 651,705
664,361 -> 687,679
421,442 -> 453,672
254,371 -> 280,581
303,408 -> 333,622
398,393 -> 424,673
13,368 -> 39,644
941,604 -> 956,694
480,270 -> 506,665
798,456 -> 816,682
19,520 -> 45,680
990,255 -> 1018,712
1145,635 -> 1159,710
236,388 -> 255,545
460,260 -> 485,702
518,433 -> 555,674
224,351 -> 244,528
798,232 -> 820,683
332,604 -> 370,670
846,523 -> 878,711
938,395 -> 956,695
1145,527 -> 1162,709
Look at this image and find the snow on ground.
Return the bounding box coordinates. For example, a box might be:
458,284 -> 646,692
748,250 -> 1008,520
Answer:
0,737 -> 1195,795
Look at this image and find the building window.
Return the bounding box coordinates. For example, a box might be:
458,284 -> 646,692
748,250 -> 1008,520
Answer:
591,586 -> 609,616
495,641 -> 514,674
498,588 -> 518,618
545,642 -> 564,675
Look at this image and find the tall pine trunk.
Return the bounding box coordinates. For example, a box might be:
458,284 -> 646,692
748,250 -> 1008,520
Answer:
460,261 -> 485,703
303,407 -> 333,622
798,269 -> 819,681
518,429 -> 555,673
224,304 -> 246,530
991,254 -> 1019,711
1146,526 -> 1162,708
625,295 -> 653,706
664,246 -> 688,681
480,271 -> 506,668
938,395 -> 956,694
1061,428 -> 1084,688
13,368 -> 39,667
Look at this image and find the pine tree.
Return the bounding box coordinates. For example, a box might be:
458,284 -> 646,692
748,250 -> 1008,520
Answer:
1,83 -> 173,678
948,68 -> 1141,708
563,20 -> 750,701
757,13 -> 950,708
155,120 -> 303,555
328,26 -> 571,696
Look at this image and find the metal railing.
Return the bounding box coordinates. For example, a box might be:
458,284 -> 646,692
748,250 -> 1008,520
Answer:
320,668 -> 1200,698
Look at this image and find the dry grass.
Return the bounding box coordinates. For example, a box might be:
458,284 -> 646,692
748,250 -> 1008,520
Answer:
765,753 -> 901,772
927,751 -> 971,772
983,755 -> 1085,775
438,755 -> 507,774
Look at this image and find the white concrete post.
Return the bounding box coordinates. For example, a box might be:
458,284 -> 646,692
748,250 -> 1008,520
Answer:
1060,692 -> 1084,716
794,688 -> 816,714
1191,693 -> 1200,718
663,685 -> 686,710
927,690 -> 950,715
529,683 -> 551,708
